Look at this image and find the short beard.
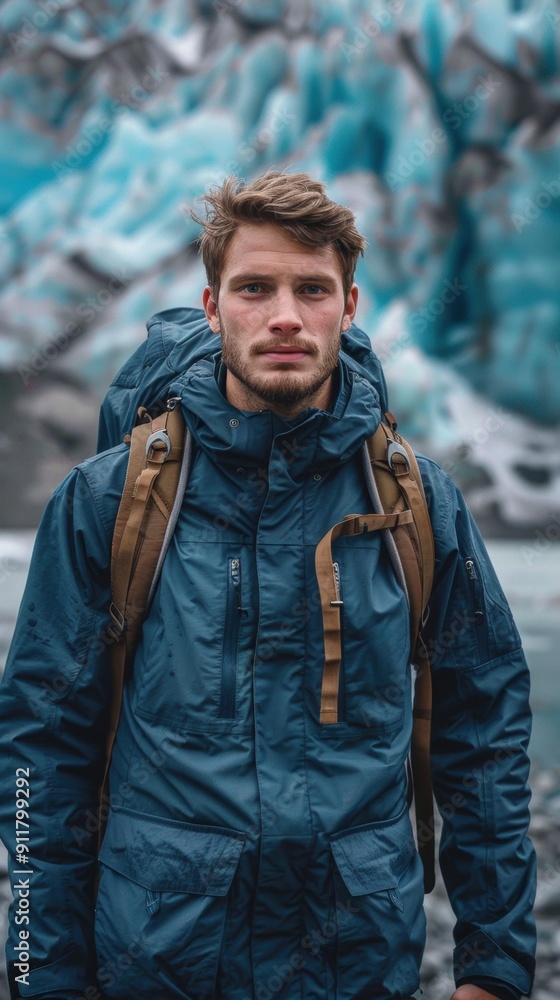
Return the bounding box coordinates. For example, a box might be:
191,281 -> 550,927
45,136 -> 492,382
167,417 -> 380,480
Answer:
221,331 -> 342,413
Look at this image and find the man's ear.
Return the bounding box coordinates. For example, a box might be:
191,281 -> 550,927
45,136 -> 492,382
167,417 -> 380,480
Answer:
341,284 -> 359,332
203,285 -> 220,334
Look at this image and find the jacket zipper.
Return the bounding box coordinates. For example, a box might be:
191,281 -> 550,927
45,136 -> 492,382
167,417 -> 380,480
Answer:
465,558 -> 485,626
333,562 -> 346,722
219,558 -> 243,719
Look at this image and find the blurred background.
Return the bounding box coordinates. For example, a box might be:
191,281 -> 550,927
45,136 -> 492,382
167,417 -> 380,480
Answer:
0,0 -> 559,997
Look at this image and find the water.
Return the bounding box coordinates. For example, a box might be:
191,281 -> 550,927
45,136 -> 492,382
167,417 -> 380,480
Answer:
485,540 -> 560,768
0,533 -> 35,677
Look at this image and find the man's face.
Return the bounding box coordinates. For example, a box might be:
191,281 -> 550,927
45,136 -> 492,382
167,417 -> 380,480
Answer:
202,223 -> 358,419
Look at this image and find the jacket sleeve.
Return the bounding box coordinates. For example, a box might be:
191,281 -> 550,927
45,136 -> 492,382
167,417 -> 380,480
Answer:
0,466 -> 115,997
419,458 -> 536,998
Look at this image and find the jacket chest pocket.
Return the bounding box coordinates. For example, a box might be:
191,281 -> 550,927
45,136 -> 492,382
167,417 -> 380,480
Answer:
95,806 -> 245,999
329,806 -> 425,998
132,551 -> 253,733
317,545 -> 411,736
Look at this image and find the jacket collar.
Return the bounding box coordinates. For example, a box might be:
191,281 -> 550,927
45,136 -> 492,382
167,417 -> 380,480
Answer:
169,352 -> 382,475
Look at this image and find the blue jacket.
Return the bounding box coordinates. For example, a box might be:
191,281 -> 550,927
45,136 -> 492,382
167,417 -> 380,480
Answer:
0,309 -> 536,1000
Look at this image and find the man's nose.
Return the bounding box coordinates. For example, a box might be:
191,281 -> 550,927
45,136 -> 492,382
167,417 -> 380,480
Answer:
267,292 -> 303,335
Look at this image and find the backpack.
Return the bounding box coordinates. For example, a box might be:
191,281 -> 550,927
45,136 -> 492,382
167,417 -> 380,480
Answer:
97,313 -> 436,892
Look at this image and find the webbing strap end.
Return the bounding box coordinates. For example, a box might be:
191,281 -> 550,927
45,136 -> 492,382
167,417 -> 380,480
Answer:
107,602 -> 126,644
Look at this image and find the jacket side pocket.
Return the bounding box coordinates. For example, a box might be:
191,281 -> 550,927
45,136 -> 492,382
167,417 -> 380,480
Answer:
329,805 -> 425,999
95,806 -> 245,999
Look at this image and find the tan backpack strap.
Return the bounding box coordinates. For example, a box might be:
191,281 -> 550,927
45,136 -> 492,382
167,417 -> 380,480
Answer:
365,422 -> 434,651
392,436 -> 436,889
388,434 -> 434,623
410,641 -> 435,892
98,404 -> 186,852
109,413 -> 167,630
315,510 -> 413,724
98,630 -> 127,853
365,415 -> 436,893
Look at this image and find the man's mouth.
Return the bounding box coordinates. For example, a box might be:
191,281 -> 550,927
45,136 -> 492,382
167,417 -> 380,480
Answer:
258,346 -> 310,362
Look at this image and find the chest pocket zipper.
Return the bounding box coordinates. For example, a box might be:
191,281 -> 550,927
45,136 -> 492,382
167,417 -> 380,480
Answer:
219,558 -> 244,719
333,562 -> 346,723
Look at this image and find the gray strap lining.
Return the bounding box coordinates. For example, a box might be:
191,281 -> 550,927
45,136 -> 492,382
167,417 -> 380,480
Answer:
147,428 -> 193,607
362,442 -> 410,610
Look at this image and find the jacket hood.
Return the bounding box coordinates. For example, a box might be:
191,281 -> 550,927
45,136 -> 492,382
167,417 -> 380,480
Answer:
97,307 -> 389,453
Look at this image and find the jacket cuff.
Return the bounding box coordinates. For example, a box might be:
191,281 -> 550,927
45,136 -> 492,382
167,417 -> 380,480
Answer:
453,930 -> 533,997
457,977 -> 521,1000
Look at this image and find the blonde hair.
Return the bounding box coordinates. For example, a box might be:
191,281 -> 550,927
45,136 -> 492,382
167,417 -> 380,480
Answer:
192,171 -> 366,297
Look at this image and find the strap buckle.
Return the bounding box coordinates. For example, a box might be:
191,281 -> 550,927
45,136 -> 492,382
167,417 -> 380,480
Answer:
146,429 -> 171,460
343,514 -> 370,535
107,602 -> 126,643
387,439 -> 410,474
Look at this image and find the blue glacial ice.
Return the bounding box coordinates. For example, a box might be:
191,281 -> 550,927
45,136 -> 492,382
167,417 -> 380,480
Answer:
1,0 -> 560,527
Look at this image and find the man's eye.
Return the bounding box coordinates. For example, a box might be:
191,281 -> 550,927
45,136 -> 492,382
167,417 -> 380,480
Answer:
242,284 -> 263,294
303,285 -> 324,295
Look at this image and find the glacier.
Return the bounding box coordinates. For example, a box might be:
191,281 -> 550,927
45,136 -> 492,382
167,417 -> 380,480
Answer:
1,0 -> 560,527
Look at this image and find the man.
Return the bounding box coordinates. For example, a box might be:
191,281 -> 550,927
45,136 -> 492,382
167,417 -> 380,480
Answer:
0,171 -> 535,999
